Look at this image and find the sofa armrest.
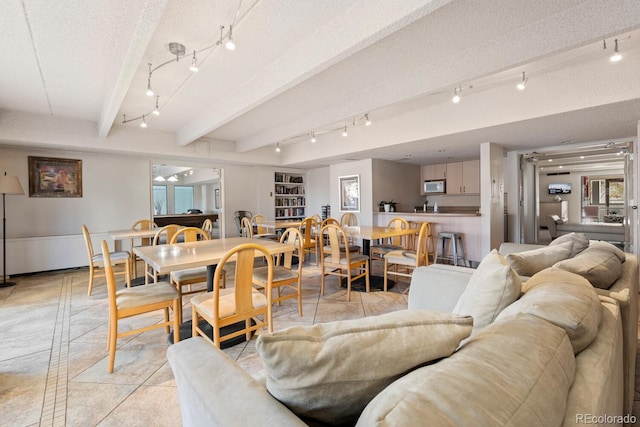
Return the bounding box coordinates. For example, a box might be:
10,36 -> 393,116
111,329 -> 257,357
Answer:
498,242 -> 546,256
167,337 -> 306,427
546,217 -> 559,238
407,264 -> 474,312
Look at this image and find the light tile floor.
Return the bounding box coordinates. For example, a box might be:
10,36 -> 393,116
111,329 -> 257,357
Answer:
0,259 -> 409,426
2,259 -> 640,426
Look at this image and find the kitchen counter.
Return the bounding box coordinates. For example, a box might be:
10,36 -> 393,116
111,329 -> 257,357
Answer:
374,212 -> 483,265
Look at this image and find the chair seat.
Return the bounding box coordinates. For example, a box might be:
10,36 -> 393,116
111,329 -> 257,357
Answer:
115,282 -> 178,310
327,253 -> 369,265
253,265 -> 299,282
171,267 -> 208,282
371,244 -> 404,254
384,250 -> 417,265
191,288 -> 268,318
324,244 -> 361,253
255,233 -> 279,240
93,251 -> 131,263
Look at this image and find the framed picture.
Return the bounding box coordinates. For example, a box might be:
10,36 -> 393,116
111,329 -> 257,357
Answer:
339,174 -> 360,212
28,156 -> 83,197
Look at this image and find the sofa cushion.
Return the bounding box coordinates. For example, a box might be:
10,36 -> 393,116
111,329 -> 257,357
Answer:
357,315 -> 576,427
496,267 -> 602,354
505,242 -> 572,277
255,309 -> 473,425
554,244 -> 624,289
452,249 -> 521,331
589,240 -> 626,262
548,232 -> 589,257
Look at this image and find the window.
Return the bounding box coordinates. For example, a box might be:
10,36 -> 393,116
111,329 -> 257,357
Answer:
174,186 -> 194,214
153,185 -> 167,215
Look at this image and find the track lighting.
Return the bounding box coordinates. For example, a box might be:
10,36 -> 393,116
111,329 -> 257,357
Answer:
310,132 -> 316,143
342,126 -> 348,137
225,24 -> 236,50
153,96 -> 160,116
167,175 -> 178,182
189,50 -> 199,72
610,39 -> 622,62
365,114 -> 371,126
140,115 -> 147,128
452,87 -> 461,103
146,63 -> 154,96
517,72 -> 528,90
275,142 -> 281,152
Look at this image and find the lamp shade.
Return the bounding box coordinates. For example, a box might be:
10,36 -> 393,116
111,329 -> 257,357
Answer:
0,175 -> 25,195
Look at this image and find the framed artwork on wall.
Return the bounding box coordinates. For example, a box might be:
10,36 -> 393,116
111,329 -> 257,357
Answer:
339,174 -> 360,212
28,156 -> 83,197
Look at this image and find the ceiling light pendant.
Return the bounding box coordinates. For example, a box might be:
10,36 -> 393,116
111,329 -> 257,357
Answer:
310,132 -> 316,143
365,114 -> 372,126
146,64 -> 154,96
275,142 -> 281,152
168,175 -> 178,182
140,115 -> 147,128
189,50 -> 199,72
610,39 -> 622,62
452,86 -> 461,103
154,176 -> 166,182
517,71 -> 528,90
225,24 -> 236,50
153,96 -> 160,116
342,126 -> 348,137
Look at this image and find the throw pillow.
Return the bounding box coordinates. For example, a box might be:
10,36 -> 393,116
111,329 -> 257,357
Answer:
549,232 -> 589,257
357,314 -> 575,427
496,267 -> 602,354
505,242 -> 572,277
588,241 -> 626,262
452,249 -> 521,331
554,245 -> 623,289
255,309 -> 473,425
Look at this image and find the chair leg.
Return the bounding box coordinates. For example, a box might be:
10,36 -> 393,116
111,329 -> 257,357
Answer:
346,274 -> 351,302
107,316 -> 117,374
164,308 -> 170,334
173,300 -> 180,343
365,261 -> 370,293
192,306 -> 199,338
383,259 -> 388,292
87,264 -> 95,296
125,259 -> 131,288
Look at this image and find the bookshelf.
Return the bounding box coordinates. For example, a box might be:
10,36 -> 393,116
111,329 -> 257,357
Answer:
274,172 -> 306,220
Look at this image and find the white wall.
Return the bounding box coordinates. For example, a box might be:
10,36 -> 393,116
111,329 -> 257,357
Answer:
306,167 -> 330,217
371,159 -> 422,213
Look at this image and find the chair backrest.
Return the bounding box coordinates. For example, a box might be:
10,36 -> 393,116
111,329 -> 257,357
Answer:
340,213 -> 357,227
132,219 -> 157,246
251,214 -> 269,234
321,224 -> 351,264
321,218 -> 339,227
170,227 -> 210,244
153,224 -> 181,245
413,222 -> 431,267
278,228 -> 304,270
82,224 -> 95,260
234,211 -> 253,235
213,242 -> 274,315
101,240 -> 119,319
240,216 -> 254,238
387,217 -> 410,247
202,218 -> 214,237
299,217 -> 318,247
311,213 -> 322,223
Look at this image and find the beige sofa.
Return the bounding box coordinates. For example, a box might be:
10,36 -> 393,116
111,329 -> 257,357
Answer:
167,233 -> 637,426
546,214 -> 625,242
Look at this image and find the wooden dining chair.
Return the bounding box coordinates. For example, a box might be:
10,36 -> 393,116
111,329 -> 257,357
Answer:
253,228 -> 304,316
370,217 -> 411,263
144,224 -> 181,284
251,214 -> 278,240
321,218 -> 360,254
240,216 -> 254,237
340,212 -> 358,227
191,243 -> 274,348
169,227 -> 224,323
82,225 -> 131,296
299,216 -> 319,265
130,219 -> 157,278
101,240 -> 180,373
202,218 -> 214,239
321,223 -> 370,302
383,221 -> 431,292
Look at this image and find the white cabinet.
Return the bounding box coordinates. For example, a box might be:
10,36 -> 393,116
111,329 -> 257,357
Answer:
420,164 -> 447,195
274,172 -> 306,220
445,160 -> 479,194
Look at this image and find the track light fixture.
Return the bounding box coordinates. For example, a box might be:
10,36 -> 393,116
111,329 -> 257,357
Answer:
342,126 -> 348,137
610,39 -> 622,62
123,0 -> 244,128
452,86 -> 461,103
140,115 -> 147,128
517,71 -> 528,90
365,114 -> 371,126
275,142 -> 281,152
310,132 -> 316,143
153,96 -> 160,116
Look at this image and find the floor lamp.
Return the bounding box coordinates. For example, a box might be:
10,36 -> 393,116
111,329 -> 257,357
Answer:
1,172 -> 25,288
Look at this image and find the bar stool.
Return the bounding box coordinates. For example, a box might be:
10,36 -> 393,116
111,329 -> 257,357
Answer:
435,232 -> 469,267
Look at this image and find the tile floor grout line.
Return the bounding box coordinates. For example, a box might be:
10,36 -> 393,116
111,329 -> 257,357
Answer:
39,275 -> 71,427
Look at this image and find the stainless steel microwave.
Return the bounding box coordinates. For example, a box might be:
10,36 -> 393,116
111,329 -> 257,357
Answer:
424,180 -> 446,194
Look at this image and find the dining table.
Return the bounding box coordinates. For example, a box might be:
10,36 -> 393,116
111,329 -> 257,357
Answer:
109,228 -> 159,251
133,236 -> 296,343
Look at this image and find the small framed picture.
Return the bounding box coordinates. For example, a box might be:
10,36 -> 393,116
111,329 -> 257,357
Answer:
339,175 -> 360,212
28,156 -> 83,197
